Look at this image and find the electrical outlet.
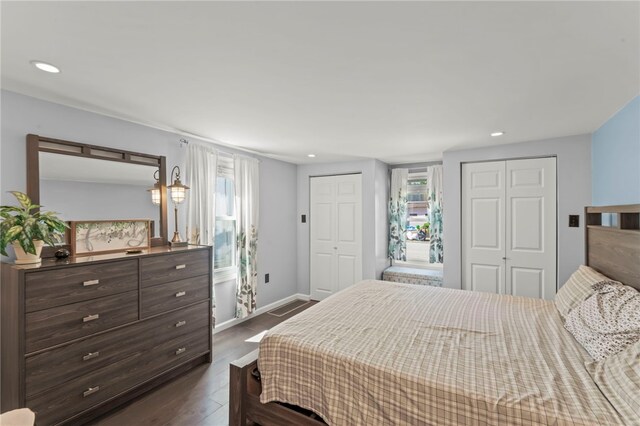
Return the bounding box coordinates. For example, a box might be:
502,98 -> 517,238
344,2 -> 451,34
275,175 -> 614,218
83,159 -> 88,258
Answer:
301,214 -> 306,223
265,273 -> 270,283
569,215 -> 579,228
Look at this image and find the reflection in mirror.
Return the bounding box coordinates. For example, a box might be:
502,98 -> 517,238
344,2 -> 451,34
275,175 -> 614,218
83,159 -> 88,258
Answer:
39,152 -> 161,238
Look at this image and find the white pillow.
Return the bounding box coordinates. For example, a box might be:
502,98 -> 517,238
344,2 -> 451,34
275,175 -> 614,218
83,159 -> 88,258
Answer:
565,281 -> 640,361
555,265 -> 611,319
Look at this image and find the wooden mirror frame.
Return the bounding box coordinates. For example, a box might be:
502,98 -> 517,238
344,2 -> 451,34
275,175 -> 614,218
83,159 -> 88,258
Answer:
26,134 -> 168,252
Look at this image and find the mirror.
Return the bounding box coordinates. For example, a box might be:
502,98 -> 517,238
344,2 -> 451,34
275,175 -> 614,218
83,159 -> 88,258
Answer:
26,134 -> 168,249
39,152 -> 161,237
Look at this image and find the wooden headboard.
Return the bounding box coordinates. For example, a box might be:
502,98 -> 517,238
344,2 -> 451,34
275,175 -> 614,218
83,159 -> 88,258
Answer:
585,204 -> 640,291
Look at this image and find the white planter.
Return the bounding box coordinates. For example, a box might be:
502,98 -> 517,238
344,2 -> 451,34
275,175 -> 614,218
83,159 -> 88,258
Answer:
11,240 -> 45,265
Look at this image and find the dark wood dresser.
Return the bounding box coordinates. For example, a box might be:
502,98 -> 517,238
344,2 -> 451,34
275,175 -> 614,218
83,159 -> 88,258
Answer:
1,245 -> 213,425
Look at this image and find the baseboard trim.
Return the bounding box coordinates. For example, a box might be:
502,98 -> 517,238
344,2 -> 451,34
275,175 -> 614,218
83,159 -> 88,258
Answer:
214,293 -> 311,334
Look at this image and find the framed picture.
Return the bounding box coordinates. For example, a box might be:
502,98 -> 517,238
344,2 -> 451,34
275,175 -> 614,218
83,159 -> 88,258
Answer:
70,220 -> 151,256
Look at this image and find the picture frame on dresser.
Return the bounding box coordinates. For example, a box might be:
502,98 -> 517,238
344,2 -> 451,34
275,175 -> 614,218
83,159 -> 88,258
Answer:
70,220 -> 151,256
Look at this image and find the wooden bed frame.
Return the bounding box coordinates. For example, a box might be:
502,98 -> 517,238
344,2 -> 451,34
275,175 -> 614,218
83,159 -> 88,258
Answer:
229,204 -> 640,426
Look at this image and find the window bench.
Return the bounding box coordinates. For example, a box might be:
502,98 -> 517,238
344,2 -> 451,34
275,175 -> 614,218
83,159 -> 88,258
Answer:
382,266 -> 443,287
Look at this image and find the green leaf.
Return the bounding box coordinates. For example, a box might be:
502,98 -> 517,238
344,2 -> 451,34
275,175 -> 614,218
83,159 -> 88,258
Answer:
0,206 -> 23,215
9,191 -> 32,210
23,217 -> 35,230
19,236 -> 36,255
3,225 -> 23,241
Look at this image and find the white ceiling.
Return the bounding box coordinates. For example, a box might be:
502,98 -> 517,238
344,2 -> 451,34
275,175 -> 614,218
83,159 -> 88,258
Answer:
2,1 -> 638,165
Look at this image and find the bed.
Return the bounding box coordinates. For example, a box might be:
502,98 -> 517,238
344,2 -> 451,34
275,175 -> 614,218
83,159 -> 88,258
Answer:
230,204 -> 640,425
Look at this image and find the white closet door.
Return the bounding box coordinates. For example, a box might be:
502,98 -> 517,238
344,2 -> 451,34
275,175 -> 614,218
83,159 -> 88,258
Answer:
310,174 -> 362,301
506,158 -> 557,299
462,158 -> 557,299
462,161 -> 506,294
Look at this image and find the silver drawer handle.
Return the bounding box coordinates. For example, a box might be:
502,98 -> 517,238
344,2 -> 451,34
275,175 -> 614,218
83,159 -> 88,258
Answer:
83,279 -> 100,287
82,351 -> 100,361
175,320 -> 187,328
175,264 -> 186,270
83,386 -> 100,397
83,314 -> 100,323
175,347 -> 186,355
175,291 -> 186,298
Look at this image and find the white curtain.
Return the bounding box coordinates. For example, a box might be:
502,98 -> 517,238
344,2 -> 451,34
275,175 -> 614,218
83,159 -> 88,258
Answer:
427,165 -> 443,263
234,155 -> 259,319
388,168 -> 408,261
186,143 -> 218,324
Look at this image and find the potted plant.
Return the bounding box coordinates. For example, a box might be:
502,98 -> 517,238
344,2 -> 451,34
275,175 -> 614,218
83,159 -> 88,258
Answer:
0,191 -> 68,264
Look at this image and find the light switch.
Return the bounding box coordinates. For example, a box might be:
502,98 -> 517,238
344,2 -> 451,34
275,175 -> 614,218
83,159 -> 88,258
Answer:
569,215 -> 579,227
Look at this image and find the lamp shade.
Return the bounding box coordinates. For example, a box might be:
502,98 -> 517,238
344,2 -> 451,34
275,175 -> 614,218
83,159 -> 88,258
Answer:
168,178 -> 189,204
147,169 -> 160,206
148,169 -> 161,206
148,186 -> 161,205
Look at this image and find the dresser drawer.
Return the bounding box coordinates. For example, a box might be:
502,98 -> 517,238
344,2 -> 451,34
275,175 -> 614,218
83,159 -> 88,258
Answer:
144,325 -> 210,375
25,291 -> 138,353
25,260 -> 138,312
141,275 -> 210,317
140,249 -> 210,288
25,301 -> 210,397
27,327 -> 210,426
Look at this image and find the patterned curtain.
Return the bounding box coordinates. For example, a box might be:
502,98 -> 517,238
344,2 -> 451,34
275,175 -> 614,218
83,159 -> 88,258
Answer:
185,143 -> 218,326
388,168 -> 408,261
234,155 -> 259,319
427,165 -> 443,263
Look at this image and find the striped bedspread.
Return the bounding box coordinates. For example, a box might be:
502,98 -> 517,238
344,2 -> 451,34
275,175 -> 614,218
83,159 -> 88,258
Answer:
258,280 -> 627,425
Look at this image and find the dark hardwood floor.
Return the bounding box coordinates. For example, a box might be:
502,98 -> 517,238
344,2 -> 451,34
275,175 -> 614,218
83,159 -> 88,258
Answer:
92,301 -> 316,426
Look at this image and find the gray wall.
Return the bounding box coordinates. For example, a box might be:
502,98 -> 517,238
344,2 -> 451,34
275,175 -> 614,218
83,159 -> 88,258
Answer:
442,134 -> 592,290
1,90 -> 298,324
296,159 -> 389,295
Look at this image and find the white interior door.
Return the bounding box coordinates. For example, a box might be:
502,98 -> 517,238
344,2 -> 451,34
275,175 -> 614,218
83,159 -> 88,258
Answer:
462,161 -> 506,294
462,158 -> 557,299
310,174 -> 362,301
506,158 -> 557,299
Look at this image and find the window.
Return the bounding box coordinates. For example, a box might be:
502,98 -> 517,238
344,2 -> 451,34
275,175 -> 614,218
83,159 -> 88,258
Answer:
214,155 -> 236,282
405,172 -> 431,265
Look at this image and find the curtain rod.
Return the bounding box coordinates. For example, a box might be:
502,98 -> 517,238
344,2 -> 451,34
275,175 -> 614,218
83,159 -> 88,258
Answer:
389,161 -> 442,170
180,138 -> 260,162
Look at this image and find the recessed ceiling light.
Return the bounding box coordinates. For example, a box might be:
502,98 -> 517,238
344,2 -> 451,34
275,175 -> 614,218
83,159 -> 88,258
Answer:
308,154 -> 316,158
491,131 -> 505,137
30,61 -> 60,73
